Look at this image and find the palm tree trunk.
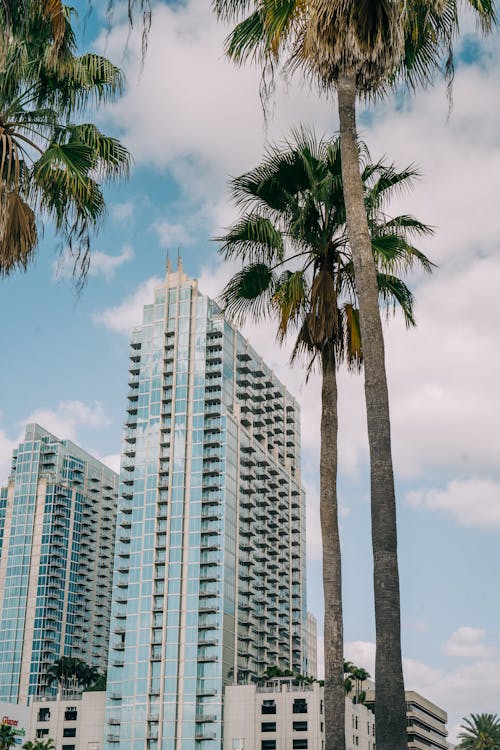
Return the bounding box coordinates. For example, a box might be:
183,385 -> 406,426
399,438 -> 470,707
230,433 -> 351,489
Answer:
320,350 -> 345,750
336,71 -> 407,750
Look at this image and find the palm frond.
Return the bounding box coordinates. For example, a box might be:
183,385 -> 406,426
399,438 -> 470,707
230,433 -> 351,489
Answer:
0,190 -> 38,276
217,214 -> 284,263
213,0 -> 256,22
225,10 -> 267,63
221,262 -> 276,325
272,269 -> 308,340
377,273 -> 416,327
66,124 -> 131,180
342,302 -> 362,371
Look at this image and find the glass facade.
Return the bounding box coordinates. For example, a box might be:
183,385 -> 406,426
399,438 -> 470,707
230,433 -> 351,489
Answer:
0,424 -> 118,703
105,266 -> 307,750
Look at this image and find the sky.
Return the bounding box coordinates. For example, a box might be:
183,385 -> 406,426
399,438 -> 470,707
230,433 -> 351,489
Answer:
1,0 -> 499,741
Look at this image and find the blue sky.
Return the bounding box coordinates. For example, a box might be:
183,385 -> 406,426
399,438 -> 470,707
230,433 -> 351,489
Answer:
1,1 -> 499,740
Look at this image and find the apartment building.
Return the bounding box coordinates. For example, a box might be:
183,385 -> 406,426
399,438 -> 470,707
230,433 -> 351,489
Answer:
0,424 -> 117,703
104,263 -> 307,750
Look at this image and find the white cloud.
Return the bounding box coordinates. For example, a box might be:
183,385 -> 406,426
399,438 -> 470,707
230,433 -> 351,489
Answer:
54,245 -> 134,282
111,201 -> 134,222
92,275 -> 162,334
98,453 -> 121,474
154,220 -> 192,248
95,2 -> 335,232
0,402 -> 113,486
24,401 -> 110,441
444,627 -> 497,659
343,639 -> 500,743
386,256 -> 500,480
407,478 -> 500,529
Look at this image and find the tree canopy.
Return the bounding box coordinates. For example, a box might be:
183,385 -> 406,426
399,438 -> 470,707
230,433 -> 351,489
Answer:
0,1 -> 131,283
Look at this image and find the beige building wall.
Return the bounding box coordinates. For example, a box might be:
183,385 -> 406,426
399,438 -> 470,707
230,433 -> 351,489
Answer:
29,691 -> 106,750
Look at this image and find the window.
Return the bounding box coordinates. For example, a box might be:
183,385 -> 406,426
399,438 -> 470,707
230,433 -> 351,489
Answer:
62,745 -> 75,750
293,722 -> 307,732
293,741 -> 308,749
65,707 -> 78,721
293,699 -> 307,714
261,701 -> 276,715
261,742 -> 276,750
36,729 -> 49,738
63,728 -> 76,738
38,708 -> 50,722
261,723 -> 276,733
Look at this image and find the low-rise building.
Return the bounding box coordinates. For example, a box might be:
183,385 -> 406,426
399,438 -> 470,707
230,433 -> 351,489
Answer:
364,688 -> 448,750
29,692 -> 106,750
223,680 -> 376,750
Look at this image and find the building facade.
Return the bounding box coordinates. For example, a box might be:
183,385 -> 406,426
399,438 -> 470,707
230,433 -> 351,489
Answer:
365,688 -> 448,750
104,264 -> 307,750
223,681 -> 376,750
304,613 -> 318,679
0,424 -> 118,704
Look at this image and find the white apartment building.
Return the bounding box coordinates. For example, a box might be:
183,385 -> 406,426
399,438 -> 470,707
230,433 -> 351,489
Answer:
29,691 -> 105,750
223,680 -> 376,750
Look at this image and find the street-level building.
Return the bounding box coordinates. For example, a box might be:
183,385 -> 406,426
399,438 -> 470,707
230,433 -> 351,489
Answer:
29,691 -> 106,750
365,687 -> 448,750
223,680 -> 376,750
0,424 -> 118,704
104,263 -> 307,750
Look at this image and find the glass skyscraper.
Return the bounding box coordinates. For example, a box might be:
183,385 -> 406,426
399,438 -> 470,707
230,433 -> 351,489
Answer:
0,423 -> 118,703
105,263 -> 307,750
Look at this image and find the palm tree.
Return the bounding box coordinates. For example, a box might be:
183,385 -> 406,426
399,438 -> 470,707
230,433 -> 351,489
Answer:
0,726 -> 17,750
212,2 -> 495,747
350,666 -> 370,704
1,1 -> 65,59
0,1 -> 130,282
216,128 -> 433,750
458,714 -> 500,750
84,670 -> 107,692
46,656 -> 97,695
24,739 -> 56,750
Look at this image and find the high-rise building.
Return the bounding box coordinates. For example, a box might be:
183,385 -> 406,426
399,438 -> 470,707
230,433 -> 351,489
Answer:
105,264 -> 307,750
304,613 -> 318,679
0,423 -> 118,704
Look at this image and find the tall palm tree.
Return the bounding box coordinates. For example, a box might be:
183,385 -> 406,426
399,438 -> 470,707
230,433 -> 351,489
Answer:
458,714 -> 500,750
0,1 -> 130,282
212,2 -> 495,747
0,725 -> 18,750
216,128 -> 433,750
